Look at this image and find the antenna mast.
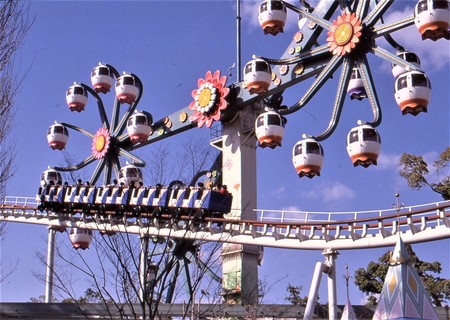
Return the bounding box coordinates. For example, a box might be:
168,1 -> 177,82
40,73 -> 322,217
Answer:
236,0 -> 242,82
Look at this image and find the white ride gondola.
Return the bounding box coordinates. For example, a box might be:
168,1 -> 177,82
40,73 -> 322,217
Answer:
115,73 -> 139,104
244,58 -> 272,95
346,123 -> 381,168
66,83 -> 88,112
69,228 -> 92,250
127,111 -> 153,144
40,168 -> 62,187
258,0 -> 287,36
391,51 -> 421,79
347,68 -> 366,100
414,0 -> 450,41
119,163 -> 143,187
292,137 -> 324,178
91,63 -> 114,94
47,122 -> 69,150
394,70 -> 431,116
255,110 -> 286,148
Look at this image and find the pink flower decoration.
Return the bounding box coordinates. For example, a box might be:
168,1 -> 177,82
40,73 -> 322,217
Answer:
92,127 -> 111,160
326,12 -> 362,56
189,70 -> 230,128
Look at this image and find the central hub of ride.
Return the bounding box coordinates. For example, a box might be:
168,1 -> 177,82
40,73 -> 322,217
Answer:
95,135 -> 106,152
196,83 -> 217,114
92,127 -> 111,160
327,12 -> 362,56
334,22 -> 353,46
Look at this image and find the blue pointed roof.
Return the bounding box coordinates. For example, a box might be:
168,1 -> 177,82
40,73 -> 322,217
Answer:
372,237 -> 439,320
341,298 -> 357,320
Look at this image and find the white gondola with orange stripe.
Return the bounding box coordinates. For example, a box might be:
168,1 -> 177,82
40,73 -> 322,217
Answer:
292,136 -> 324,178
346,122 -> 381,168
394,70 -> 431,116
258,0 -> 287,36
414,0 -> 450,41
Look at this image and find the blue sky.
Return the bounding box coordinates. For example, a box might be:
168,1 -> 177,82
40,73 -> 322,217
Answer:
1,0 -> 449,305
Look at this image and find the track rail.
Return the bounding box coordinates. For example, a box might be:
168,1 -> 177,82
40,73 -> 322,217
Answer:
1,197 -> 449,250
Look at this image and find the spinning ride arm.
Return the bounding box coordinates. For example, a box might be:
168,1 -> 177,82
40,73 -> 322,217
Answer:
79,84 -> 110,130
113,73 -> 143,137
52,155 -> 96,172
356,56 -> 382,128
280,54 -> 343,116
313,58 -> 352,141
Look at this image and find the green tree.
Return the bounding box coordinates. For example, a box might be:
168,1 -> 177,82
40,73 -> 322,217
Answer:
399,147 -> 450,200
354,244 -> 450,306
285,283 -> 308,306
0,0 -> 32,284
61,288 -> 104,303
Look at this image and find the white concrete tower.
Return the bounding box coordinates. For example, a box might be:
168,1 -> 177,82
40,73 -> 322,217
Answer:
221,105 -> 261,305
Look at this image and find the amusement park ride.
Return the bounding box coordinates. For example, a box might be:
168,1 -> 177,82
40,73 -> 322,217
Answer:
1,0 -> 450,318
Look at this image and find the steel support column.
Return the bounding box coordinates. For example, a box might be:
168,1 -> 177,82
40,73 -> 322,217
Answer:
323,248 -> 339,320
139,236 -> 149,301
45,227 -> 56,303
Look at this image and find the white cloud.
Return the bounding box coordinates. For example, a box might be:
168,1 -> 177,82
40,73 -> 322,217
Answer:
241,1 -> 261,30
374,152 -> 402,171
378,6 -> 450,72
302,181 -> 357,203
281,205 -> 302,211
272,186 -> 287,199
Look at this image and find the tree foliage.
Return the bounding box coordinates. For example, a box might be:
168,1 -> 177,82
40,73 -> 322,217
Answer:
354,244 -> 450,306
285,283 -> 308,306
399,147 -> 450,200
0,0 -> 31,198
30,288 -> 105,303
0,0 -> 32,283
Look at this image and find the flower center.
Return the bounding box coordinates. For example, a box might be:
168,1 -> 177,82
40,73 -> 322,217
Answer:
95,135 -> 106,152
334,22 -> 353,46
198,88 -> 212,107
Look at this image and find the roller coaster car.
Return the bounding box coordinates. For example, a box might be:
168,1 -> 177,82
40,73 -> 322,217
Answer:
47,123 -> 69,150
66,83 -> 88,112
91,63 -> 114,94
94,185 -> 132,214
391,51 -> 421,79
66,185 -> 97,213
346,124 -> 381,168
198,189 -> 233,217
36,182 -> 233,219
394,70 -> 431,116
115,73 -> 139,104
415,0 -> 450,41
36,184 -> 65,212
258,0 -> 287,36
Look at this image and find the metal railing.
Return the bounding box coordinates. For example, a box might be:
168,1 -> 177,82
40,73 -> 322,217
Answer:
1,196 -> 37,207
255,200 -> 450,224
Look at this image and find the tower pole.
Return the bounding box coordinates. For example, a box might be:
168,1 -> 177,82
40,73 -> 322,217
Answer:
44,227 -> 56,303
323,249 -> 339,320
221,105 -> 259,305
236,0 -> 242,82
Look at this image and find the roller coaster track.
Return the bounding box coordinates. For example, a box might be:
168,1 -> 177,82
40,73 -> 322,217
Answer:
1,197 -> 449,250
